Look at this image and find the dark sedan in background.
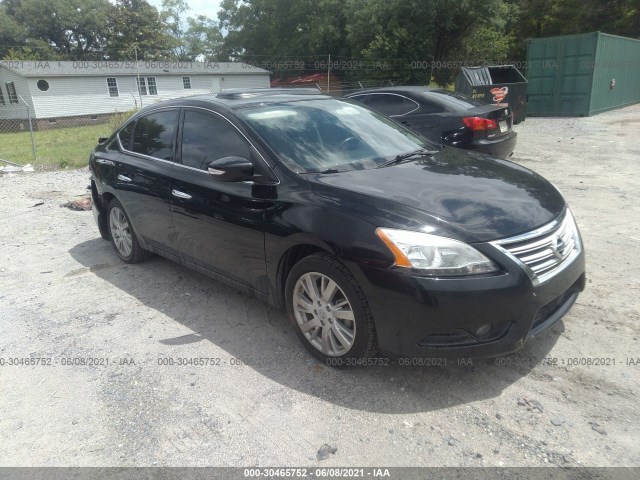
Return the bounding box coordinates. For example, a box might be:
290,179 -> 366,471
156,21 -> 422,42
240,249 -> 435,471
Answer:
346,86 -> 517,159
89,88 -> 584,364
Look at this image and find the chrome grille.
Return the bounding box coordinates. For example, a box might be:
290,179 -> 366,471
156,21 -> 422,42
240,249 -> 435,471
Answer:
492,210 -> 582,285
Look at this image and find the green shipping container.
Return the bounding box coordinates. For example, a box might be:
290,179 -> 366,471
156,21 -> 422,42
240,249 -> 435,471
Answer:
526,32 -> 640,117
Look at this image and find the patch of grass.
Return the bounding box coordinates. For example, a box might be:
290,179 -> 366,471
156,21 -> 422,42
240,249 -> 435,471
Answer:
1,124 -> 106,168
0,109 -> 137,169
38,124 -> 111,168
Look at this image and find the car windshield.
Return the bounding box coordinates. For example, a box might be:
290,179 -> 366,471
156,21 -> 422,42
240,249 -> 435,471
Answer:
239,98 -> 435,173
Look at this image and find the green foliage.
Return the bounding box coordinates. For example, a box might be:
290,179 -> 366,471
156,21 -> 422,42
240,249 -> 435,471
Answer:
219,0 -> 351,58
509,0 -> 639,59
106,0 -> 177,60
3,0 -> 112,59
0,0 -> 223,61
183,15 -> 224,61
0,123 -> 111,168
1,0 -> 638,85
107,108 -> 139,133
2,46 -> 42,60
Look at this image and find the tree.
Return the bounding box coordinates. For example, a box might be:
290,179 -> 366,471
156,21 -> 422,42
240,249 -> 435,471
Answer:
219,0 -> 350,58
158,0 -> 224,61
183,15 -> 224,61
106,0 -> 177,60
160,0 -> 190,59
345,0 -> 508,85
2,0 -> 112,60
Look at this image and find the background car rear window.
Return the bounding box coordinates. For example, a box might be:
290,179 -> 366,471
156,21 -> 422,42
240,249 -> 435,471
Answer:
416,97 -> 445,114
181,110 -> 251,170
130,110 -> 179,160
430,90 -> 483,110
367,94 -> 418,116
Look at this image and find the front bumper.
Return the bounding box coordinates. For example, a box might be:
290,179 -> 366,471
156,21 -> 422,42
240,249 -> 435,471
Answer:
349,245 -> 585,359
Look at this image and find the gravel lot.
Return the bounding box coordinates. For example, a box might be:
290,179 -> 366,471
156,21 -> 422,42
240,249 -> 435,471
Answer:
1,104 -> 639,468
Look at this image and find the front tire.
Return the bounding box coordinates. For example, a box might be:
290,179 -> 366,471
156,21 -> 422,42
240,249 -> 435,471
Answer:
106,198 -> 152,264
285,253 -> 378,363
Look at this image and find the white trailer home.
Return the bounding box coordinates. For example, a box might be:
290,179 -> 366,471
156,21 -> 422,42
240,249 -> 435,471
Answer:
0,60 -> 271,129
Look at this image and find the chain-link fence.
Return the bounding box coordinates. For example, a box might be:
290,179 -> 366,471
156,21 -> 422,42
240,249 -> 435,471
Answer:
0,100 -> 134,170
0,98 -> 38,168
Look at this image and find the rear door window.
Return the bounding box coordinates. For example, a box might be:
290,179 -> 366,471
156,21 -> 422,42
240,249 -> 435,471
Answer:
130,109 -> 179,160
118,121 -> 136,149
367,94 -> 418,116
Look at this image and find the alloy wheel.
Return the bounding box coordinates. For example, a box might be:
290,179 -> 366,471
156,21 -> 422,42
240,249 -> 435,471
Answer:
109,206 -> 133,258
292,272 -> 356,356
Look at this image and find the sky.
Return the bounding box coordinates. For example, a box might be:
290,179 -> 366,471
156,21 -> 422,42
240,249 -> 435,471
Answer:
147,0 -> 224,22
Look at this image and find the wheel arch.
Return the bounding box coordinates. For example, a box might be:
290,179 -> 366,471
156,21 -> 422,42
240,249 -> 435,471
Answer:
99,190 -> 147,249
275,242 -> 335,309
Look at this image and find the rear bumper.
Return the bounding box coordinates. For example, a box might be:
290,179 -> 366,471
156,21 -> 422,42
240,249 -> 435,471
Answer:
90,178 -> 110,240
469,131 -> 518,158
348,245 -> 585,359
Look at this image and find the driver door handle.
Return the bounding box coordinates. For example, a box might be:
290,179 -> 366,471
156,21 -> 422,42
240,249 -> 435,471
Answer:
172,189 -> 192,200
117,174 -> 131,182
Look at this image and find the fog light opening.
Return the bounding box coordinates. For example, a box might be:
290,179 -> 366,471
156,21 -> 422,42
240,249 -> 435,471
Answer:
475,324 -> 492,337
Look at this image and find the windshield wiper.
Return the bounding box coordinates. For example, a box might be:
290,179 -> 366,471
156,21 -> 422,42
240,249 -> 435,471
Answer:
377,148 -> 439,168
304,168 -> 348,174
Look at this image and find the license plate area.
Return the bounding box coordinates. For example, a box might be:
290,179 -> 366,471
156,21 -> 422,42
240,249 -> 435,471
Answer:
499,120 -> 508,133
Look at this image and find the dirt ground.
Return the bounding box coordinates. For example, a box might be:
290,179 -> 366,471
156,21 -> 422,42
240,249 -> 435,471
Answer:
0,104 -> 639,468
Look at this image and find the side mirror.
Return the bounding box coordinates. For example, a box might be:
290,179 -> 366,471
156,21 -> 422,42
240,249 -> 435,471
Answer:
98,137 -> 108,144
207,156 -> 254,182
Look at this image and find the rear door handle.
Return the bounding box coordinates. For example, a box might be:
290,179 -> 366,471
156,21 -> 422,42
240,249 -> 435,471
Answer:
172,189 -> 192,200
117,174 -> 132,182
96,159 -> 115,166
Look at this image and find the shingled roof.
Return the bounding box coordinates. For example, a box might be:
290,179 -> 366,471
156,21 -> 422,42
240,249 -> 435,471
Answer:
0,60 -> 270,77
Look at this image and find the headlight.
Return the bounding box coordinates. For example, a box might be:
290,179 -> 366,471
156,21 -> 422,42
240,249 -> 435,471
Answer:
376,228 -> 500,276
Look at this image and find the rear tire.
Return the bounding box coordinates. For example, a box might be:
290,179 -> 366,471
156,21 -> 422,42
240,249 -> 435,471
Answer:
285,253 -> 378,364
106,198 -> 152,264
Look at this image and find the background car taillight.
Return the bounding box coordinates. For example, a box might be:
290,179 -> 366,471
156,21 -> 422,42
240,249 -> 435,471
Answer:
463,116 -> 497,131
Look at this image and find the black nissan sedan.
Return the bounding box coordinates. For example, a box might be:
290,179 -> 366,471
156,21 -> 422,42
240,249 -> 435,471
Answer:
89,88 -> 585,363
345,86 -> 518,159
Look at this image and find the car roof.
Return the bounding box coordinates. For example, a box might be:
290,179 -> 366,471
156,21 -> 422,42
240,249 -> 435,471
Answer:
347,85 -> 442,95
136,88 -> 335,114
344,86 -> 482,110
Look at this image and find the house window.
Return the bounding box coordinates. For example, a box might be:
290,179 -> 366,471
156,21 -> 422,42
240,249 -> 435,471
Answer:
5,82 -> 18,104
137,77 -> 157,96
147,77 -> 157,95
137,77 -> 147,95
37,79 -> 50,91
0,85 -> 5,105
183,76 -> 191,89
107,77 -> 119,97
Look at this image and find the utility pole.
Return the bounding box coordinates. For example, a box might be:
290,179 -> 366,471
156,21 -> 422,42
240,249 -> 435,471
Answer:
18,95 -> 37,165
327,54 -> 331,92
135,45 -> 143,108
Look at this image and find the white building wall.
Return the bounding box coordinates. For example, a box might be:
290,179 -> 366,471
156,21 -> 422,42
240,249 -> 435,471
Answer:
27,73 -> 271,118
0,67 -> 35,120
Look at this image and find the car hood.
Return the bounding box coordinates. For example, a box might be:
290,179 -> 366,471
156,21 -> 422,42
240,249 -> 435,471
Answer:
307,148 -> 566,243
